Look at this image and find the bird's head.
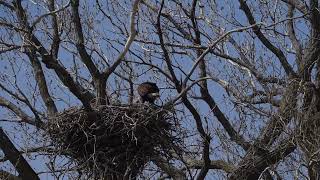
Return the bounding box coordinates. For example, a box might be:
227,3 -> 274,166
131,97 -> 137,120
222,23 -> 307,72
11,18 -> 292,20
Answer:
137,82 -> 160,103
147,92 -> 160,100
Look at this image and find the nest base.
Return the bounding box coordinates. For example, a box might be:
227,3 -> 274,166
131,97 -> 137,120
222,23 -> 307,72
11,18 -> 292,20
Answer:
46,104 -> 179,178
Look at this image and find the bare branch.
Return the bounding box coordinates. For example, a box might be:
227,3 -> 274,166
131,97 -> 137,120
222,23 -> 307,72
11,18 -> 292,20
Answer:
31,1 -> 70,29
183,23 -> 264,86
281,0 -> 309,14
185,159 -> 235,173
230,140 -> 296,179
71,0 -> 106,105
239,0 -> 297,77
48,0 -> 61,58
12,0 -> 94,110
153,156 -> 186,179
156,0 -> 180,88
0,128 -> 40,180
103,0 -> 141,78
70,0 -> 100,78
165,77 -> 212,106
0,1 -> 14,10
0,170 -> 21,180
287,5 -> 303,66
26,51 -> 57,115
141,0 -> 193,41
0,82 -> 42,120
0,97 -> 42,128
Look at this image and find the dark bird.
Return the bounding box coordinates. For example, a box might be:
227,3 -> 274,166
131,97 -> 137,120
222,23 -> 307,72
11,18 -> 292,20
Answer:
137,82 -> 160,103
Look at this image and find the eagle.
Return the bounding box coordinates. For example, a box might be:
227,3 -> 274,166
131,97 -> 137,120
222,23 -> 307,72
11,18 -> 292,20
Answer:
137,82 -> 160,103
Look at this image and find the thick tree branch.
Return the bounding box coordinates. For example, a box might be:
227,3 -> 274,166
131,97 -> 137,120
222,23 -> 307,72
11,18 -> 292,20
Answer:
153,156 -> 186,180
0,97 -> 42,128
13,0 -> 94,110
287,5 -> 303,66
310,0 -> 320,32
203,94 -> 251,150
27,51 -> 57,115
281,0 -> 309,15
239,0 -> 297,77
0,128 -> 40,180
70,0 -> 100,79
185,159 -> 235,173
71,0 -> 107,105
301,0 -> 320,81
229,140 -> 296,180
48,0 -> 62,59
190,0 -> 250,152
190,1 -> 215,177
33,35 -> 94,110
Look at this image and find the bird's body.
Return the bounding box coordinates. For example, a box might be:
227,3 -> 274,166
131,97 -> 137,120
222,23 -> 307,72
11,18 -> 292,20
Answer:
137,82 -> 160,103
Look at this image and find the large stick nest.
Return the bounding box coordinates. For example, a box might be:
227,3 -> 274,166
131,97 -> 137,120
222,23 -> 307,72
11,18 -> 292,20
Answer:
46,103 -> 182,178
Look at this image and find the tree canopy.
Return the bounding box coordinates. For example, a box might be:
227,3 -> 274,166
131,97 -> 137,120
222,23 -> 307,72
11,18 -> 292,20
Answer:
1,0 -> 320,179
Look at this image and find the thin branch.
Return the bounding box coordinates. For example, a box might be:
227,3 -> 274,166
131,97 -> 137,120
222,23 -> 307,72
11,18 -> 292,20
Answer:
0,82 -> 42,120
141,0 -> 193,41
0,45 -> 21,54
0,170 -> 21,180
165,77 -> 212,106
183,23 -> 264,86
30,1 -> 70,29
0,1 -> 14,10
156,0 -> 180,88
103,0 -> 141,78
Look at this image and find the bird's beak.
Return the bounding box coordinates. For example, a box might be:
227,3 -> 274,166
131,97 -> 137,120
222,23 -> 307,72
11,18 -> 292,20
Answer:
151,92 -> 160,98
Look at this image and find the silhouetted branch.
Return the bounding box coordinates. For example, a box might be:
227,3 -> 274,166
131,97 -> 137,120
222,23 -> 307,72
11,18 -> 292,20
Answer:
0,128 -> 39,180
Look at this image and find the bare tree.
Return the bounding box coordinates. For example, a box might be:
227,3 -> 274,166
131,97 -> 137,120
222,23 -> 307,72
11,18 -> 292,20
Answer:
0,0 -> 320,179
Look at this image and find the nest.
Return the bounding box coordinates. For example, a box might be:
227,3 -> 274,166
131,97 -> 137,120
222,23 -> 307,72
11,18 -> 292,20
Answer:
46,103 -> 181,179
